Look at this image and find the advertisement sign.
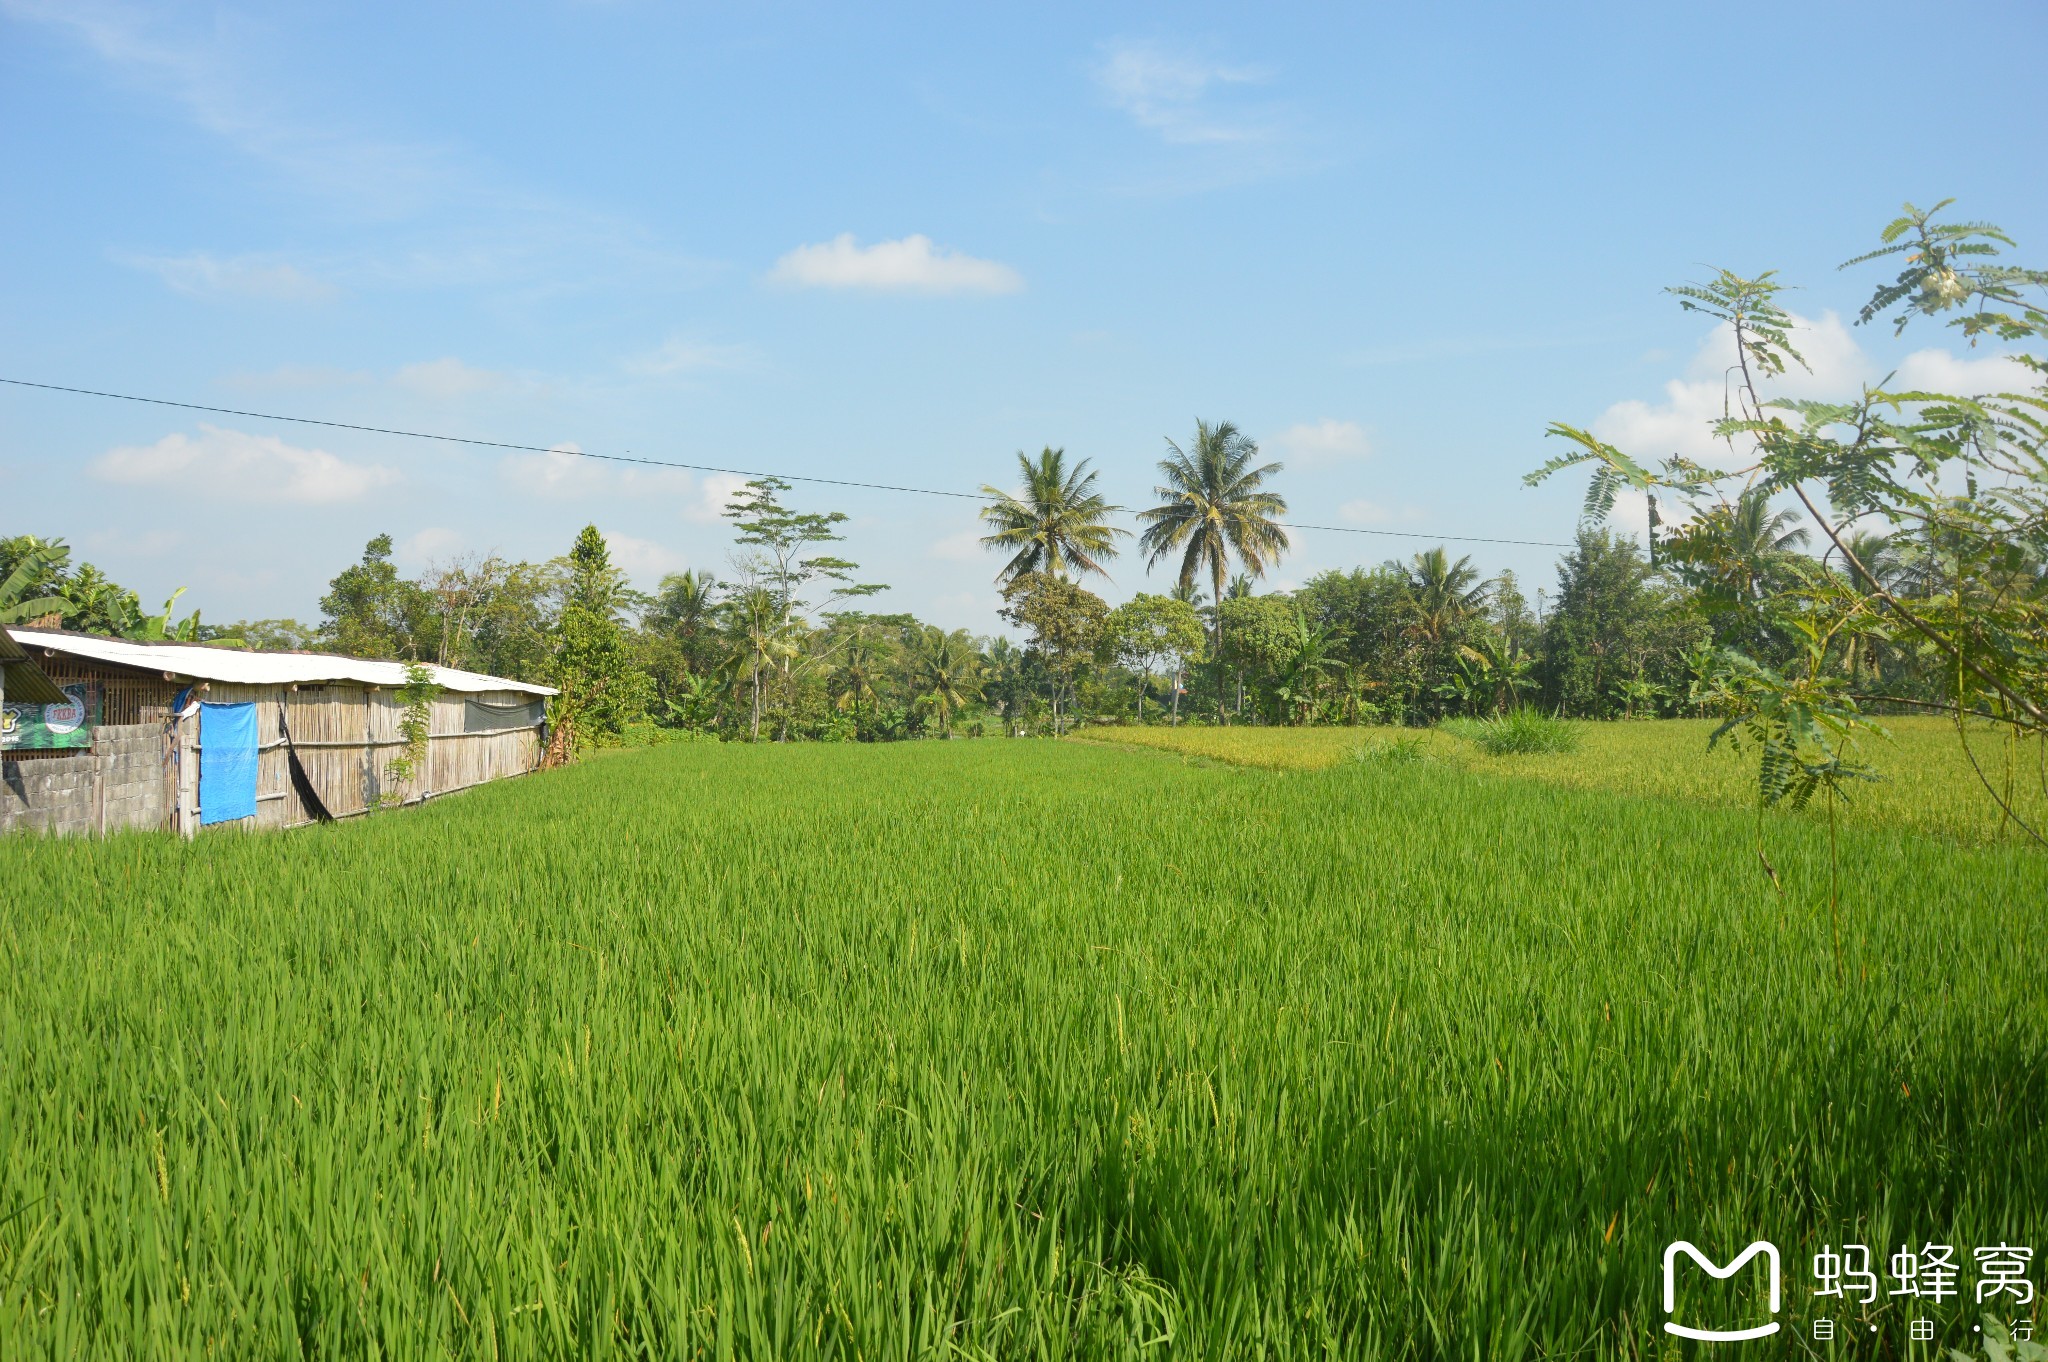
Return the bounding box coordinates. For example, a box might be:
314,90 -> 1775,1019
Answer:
1,681 -> 101,751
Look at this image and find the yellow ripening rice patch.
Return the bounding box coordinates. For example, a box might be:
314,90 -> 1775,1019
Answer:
1072,716 -> 2047,846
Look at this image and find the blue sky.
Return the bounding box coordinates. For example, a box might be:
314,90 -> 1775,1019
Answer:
5,0 -> 2045,633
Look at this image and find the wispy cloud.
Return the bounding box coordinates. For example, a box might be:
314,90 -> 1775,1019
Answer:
768,234 -> 1023,296
392,357 -> 511,400
624,337 -> 758,377
928,529 -> 987,563
221,364 -> 376,391
13,1 -> 717,295
398,527 -> 466,563
123,251 -> 339,302
1094,40 -> 1274,145
1340,332 -> 1598,368
1338,499 -> 1426,527
496,444 -> 740,524
1267,419 -> 1371,467
90,424 -> 400,504
602,530 -> 688,581
8,0 -> 448,219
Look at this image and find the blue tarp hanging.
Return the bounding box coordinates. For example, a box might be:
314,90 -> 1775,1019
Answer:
199,701 -> 259,825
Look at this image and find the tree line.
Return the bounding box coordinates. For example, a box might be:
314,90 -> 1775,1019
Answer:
5,202 -> 2039,783
6,422 -> 2015,751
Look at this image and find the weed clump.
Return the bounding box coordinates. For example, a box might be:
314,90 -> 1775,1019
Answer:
1352,735 -> 1431,765
1455,708 -> 1580,756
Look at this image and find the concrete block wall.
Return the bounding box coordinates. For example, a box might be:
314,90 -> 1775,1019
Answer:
0,724 -> 170,837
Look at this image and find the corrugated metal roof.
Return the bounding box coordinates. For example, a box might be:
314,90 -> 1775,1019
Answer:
0,623 -> 69,705
10,629 -> 557,697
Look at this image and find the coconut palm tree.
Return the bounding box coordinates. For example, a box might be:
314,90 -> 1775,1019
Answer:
912,628 -> 983,736
978,447 -> 1128,584
720,586 -> 802,741
1399,547 -> 1489,645
830,624 -> 886,721
1137,420 -> 1290,680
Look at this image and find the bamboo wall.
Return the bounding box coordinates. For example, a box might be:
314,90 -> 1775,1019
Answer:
173,684 -> 546,833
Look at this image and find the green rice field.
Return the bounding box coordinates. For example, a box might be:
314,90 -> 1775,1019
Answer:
2,737 -> 2043,1358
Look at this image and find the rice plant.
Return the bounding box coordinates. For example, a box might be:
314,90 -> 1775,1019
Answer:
0,740 -> 2041,1358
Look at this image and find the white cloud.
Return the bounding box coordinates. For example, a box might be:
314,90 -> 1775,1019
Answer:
690,472 -> 751,524
222,364 -> 375,391
1094,40 -> 1272,145
602,531 -> 687,580
929,529 -> 987,562
498,443 -> 728,518
768,234 -> 1023,295
928,591 -> 989,630
85,527 -> 181,556
1337,499 -> 1426,527
625,337 -> 755,377
1584,311 -> 2040,534
1268,419 -> 1371,466
127,251 -> 337,302
90,424 -> 399,504
399,527 -> 465,562
1890,348 -> 2036,396
1591,311 -> 1873,471
393,357 -> 507,400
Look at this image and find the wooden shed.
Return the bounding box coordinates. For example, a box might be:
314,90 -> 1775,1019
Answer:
2,628 -> 554,837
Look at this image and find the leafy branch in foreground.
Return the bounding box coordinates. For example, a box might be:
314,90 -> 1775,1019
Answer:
1528,200 -> 2048,848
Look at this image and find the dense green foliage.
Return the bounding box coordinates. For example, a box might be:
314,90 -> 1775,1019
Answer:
1531,201 -> 2048,839
0,535 -> 212,639
1,741 -> 2041,1357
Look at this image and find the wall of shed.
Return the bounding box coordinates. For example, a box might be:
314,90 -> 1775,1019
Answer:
175,683 -> 544,833
2,667 -> 544,838
0,724 -> 171,837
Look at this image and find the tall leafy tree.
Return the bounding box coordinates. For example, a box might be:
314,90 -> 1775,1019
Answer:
978,447 -> 1128,584
1137,420 -> 1290,714
551,526 -> 647,752
321,534 -> 435,660
1542,529 -> 1707,719
1102,593 -> 1206,722
723,478 -> 884,737
999,572 -> 1108,736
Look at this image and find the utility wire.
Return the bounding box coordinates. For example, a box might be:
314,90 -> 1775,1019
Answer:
4,376 -> 1572,549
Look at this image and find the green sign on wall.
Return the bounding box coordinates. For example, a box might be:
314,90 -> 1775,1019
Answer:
1,682 -> 101,751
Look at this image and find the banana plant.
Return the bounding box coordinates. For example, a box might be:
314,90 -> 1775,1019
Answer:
0,543 -> 71,625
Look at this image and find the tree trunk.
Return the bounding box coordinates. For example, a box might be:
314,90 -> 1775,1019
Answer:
1212,558 -> 1227,725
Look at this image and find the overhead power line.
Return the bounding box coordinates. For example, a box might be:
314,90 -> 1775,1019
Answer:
4,376 -> 1572,549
